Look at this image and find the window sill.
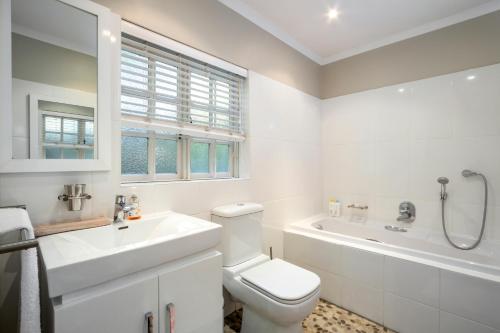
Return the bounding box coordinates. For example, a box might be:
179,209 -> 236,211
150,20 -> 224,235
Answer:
120,177 -> 250,187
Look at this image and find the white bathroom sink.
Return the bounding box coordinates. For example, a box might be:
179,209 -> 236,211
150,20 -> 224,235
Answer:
38,212 -> 221,297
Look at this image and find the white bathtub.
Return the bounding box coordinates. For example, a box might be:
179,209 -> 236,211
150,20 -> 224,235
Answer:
284,215 -> 500,333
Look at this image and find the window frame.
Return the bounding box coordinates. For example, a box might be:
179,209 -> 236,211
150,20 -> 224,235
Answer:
121,129 -> 182,183
120,23 -> 246,184
121,130 -> 238,183
40,110 -> 95,159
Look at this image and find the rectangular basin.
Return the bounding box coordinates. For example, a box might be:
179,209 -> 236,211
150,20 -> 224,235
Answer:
38,212 -> 221,297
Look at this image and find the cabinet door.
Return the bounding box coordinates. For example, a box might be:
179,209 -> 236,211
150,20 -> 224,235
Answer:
159,252 -> 223,333
54,276 -> 158,333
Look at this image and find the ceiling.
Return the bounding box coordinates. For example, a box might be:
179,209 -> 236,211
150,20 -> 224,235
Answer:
12,0 -> 97,56
219,0 -> 500,65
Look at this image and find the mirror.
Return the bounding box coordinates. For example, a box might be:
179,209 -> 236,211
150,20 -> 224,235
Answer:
11,0 -> 97,160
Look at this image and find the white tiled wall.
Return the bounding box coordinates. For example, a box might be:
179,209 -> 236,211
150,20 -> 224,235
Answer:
284,231 -> 500,333
321,63 -> 500,241
0,71 -> 323,256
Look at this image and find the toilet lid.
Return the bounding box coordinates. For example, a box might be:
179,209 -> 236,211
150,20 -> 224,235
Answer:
240,259 -> 320,303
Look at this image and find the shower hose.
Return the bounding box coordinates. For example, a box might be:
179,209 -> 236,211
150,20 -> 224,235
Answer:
441,173 -> 488,250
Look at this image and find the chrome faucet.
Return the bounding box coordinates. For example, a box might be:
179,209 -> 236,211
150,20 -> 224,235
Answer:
397,201 -> 415,223
113,195 -> 132,224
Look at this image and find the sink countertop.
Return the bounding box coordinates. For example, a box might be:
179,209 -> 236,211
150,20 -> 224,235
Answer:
38,211 -> 221,298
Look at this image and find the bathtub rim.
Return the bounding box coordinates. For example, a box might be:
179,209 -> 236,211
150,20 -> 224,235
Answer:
286,214 -> 500,284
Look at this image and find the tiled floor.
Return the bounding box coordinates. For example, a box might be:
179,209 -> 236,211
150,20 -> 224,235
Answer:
224,299 -> 396,333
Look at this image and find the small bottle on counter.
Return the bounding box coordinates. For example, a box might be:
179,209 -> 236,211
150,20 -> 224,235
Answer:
127,194 -> 142,220
328,197 -> 341,217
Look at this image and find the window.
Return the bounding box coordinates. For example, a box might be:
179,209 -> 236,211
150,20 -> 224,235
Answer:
120,29 -> 245,182
121,128 -> 237,182
188,139 -> 236,179
41,113 -> 94,159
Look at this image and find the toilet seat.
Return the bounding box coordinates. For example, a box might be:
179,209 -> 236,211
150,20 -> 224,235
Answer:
240,259 -> 320,305
223,255 -> 321,329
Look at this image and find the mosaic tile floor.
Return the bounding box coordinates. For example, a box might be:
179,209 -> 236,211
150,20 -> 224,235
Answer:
224,299 -> 396,333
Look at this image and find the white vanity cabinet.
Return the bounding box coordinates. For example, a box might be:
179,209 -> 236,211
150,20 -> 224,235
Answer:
51,251 -> 223,333
53,275 -> 159,333
158,252 -> 223,333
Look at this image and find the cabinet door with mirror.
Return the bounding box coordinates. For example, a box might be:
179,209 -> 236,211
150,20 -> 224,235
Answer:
0,0 -> 119,172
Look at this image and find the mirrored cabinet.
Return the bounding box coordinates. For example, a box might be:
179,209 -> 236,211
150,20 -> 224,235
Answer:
0,0 -> 120,172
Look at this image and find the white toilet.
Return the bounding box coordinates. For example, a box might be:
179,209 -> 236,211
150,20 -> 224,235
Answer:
211,203 -> 320,333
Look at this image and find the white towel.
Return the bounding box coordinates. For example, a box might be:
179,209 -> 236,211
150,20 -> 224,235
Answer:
0,208 -> 41,333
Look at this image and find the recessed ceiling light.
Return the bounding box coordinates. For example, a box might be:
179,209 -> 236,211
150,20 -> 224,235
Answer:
327,8 -> 339,20
467,75 -> 476,81
398,88 -> 405,93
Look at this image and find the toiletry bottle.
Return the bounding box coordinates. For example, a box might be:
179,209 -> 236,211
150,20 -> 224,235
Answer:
329,197 -> 337,217
127,194 -> 142,220
334,200 -> 341,217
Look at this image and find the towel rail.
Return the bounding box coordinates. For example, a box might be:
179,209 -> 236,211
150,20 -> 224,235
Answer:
0,228 -> 38,254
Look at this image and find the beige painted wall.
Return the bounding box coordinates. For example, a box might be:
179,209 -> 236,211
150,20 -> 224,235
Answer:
12,33 -> 97,93
14,1 -> 500,99
94,0 -> 321,97
320,10 -> 500,99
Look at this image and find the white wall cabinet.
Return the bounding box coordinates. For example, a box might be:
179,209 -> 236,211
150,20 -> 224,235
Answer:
51,251 -> 222,333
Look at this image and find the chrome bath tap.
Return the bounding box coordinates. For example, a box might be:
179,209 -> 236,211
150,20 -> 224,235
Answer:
396,201 -> 415,223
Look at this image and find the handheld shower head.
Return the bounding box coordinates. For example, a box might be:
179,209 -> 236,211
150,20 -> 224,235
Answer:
437,177 -> 449,185
437,177 -> 449,200
462,169 -> 478,178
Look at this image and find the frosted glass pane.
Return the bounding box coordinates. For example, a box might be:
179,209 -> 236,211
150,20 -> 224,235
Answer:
216,144 -> 230,173
121,136 -> 148,174
190,142 -> 209,173
155,139 -> 177,174
45,148 -> 61,159
84,150 -> 94,159
63,148 -> 78,159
